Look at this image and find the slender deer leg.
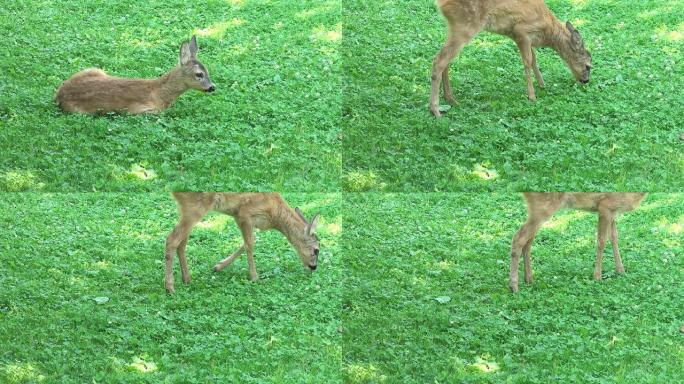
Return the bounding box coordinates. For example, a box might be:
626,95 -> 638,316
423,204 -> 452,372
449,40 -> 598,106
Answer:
430,29 -> 475,117
214,244 -> 246,272
510,217 -> 545,292
531,49 -> 544,88
514,37 -> 536,101
522,228 -> 541,284
178,237 -> 191,284
595,212 -> 613,280
442,66 -> 457,106
237,219 -> 258,281
611,219 -> 625,274
165,217 -> 200,293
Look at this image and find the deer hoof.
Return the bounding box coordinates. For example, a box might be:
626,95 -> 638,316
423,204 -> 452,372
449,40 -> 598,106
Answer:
429,106 -> 442,118
165,285 -> 175,294
509,282 -> 519,293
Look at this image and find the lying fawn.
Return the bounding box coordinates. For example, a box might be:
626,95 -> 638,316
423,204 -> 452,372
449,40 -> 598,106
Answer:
165,193 -> 320,293
56,35 -> 215,114
430,0 -> 592,117
510,193 -> 646,292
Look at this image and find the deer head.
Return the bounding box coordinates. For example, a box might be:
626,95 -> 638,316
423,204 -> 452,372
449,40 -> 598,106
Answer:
561,22 -> 592,84
294,207 -> 321,271
179,35 -> 216,93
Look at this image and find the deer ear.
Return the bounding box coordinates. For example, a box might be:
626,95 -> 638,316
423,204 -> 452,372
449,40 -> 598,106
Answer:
308,213 -> 320,236
295,207 -> 307,223
179,41 -> 192,65
566,21 -> 575,33
566,22 -> 583,48
189,35 -> 199,57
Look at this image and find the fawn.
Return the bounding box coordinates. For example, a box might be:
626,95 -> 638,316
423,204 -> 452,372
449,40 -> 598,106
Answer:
509,193 -> 646,292
430,0 -> 592,117
165,193 -> 320,293
55,35 -> 215,114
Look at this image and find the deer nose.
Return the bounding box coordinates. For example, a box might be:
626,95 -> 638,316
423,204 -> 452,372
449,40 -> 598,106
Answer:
309,264 -> 317,271
207,85 -> 216,92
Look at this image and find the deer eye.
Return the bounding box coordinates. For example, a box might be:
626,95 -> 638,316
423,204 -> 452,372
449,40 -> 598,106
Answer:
196,73 -> 204,79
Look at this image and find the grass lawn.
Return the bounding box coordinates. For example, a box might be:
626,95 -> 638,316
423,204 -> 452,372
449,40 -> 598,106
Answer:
343,193 -> 684,383
0,1 -> 341,192
0,192 -> 342,383
343,0 -> 684,192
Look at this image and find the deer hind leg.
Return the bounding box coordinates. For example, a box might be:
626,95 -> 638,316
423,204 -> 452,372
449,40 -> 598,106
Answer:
610,219 -> 625,274
514,37 -> 537,101
595,211 -> 614,280
237,219 -> 258,281
214,244 -> 246,272
531,49 -> 544,88
510,217 -> 545,292
430,28 -> 475,117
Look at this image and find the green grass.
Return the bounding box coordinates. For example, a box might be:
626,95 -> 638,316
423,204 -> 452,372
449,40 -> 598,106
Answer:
0,193 -> 342,383
342,0 -> 684,192
0,0 -> 341,192
343,193 -> 684,383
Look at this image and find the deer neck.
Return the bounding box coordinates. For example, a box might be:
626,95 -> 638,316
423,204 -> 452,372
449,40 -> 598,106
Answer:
544,19 -> 574,63
272,205 -> 307,249
157,67 -> 188,107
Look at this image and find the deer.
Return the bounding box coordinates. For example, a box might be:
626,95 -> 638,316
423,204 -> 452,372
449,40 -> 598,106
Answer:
164,192 -> 321,294
509,193 -> 646,292
430,0 -> 592,117
55,35 -> 215,114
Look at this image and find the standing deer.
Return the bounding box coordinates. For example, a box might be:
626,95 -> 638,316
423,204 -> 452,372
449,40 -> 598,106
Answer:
165,193 -> 320,293
509,193 -> 646,292
430,0 -> 592,117
55,35 -> 215,114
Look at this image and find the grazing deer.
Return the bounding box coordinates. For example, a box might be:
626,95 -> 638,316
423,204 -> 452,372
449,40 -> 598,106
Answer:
430,0 -> 592,117
55,35 -> 215,114
164,193 -> 320,293
509,193 -> 646,292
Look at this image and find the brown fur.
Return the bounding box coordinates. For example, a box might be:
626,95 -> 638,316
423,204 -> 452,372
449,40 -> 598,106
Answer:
509,192 -> 646,292
430,0 -> 592,116
164,192 -> 320,293
55,36 -> 215,114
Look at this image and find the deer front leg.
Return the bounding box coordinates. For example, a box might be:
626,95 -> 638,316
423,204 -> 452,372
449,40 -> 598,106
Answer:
522,231 -> 540,284
610,219 -> 625,274
178,237 -> 191,284
531,49 -> 544,88
430,29 -> 474,117
165,220 -> 194,293
595,213 -> 612,280
214,244 -> 246,272
442,66 -> 457,106
238,220 -> 258,281
510,219 -> 542,291
515,38 -> 536,101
